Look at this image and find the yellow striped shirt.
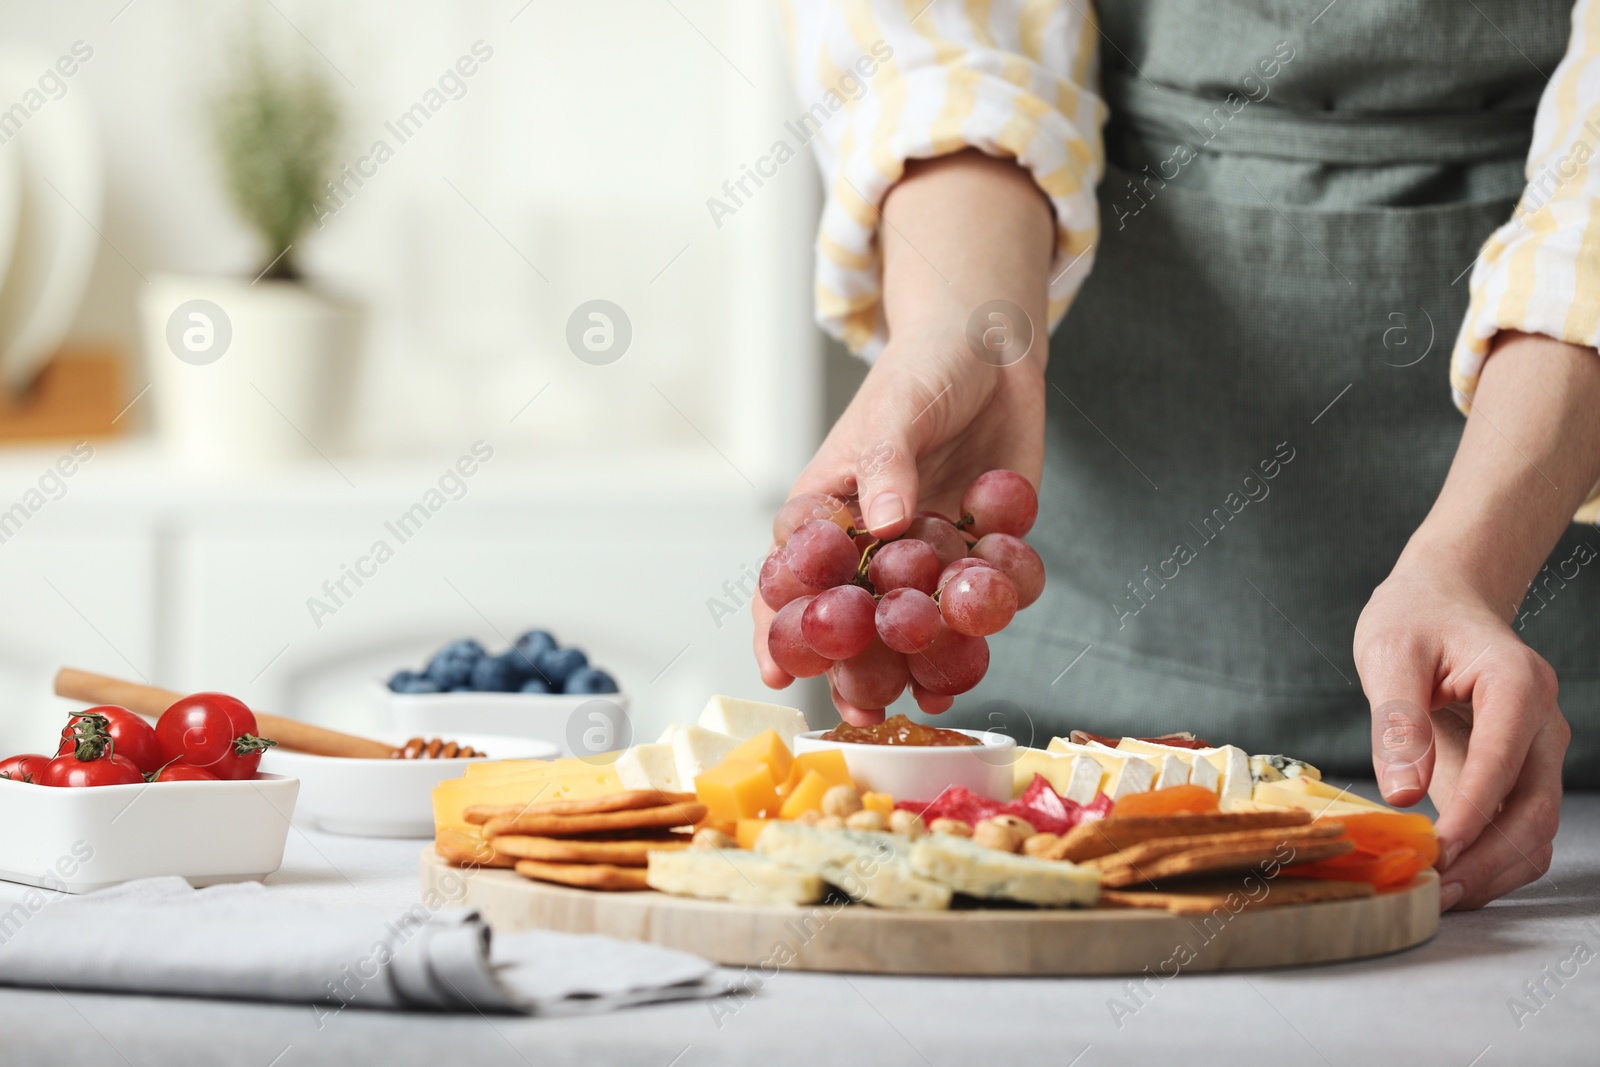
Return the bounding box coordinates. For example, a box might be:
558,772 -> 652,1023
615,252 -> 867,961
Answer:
784,0 -> 1599,522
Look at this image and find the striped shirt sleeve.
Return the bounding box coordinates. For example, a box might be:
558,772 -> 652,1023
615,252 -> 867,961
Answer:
1451,0 -> 1600,522
779,0 -> 1105,357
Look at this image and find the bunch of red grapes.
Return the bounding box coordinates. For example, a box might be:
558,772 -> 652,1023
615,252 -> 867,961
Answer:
763,470 -> 1044,715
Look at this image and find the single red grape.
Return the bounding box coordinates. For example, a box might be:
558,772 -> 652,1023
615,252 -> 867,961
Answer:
960,470 -> 1038,538
939,566 -> 1018,636
904,516 -> 969,568
875,588 -> 942,654
786,519 -> 860,588
867,538 -> 941,595
801,585 -> 878,660
829,638 -> 910,709
769,597 -> 832,678
936,556 -> 997,593
970,533 -> 1046,609
911,680 -> 955,714
759,548 -> 823,610
774,492 -> 854,544
908,625 -> 990,695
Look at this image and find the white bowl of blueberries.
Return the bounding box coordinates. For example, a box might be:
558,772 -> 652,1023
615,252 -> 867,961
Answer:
382,630 -> 626,755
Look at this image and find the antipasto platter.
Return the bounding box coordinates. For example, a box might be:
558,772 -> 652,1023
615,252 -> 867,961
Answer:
422,696 -> 1442,975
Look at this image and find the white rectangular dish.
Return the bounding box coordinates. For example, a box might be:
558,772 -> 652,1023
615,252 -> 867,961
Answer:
0,773 -> 299,894
381,683 -> 629,756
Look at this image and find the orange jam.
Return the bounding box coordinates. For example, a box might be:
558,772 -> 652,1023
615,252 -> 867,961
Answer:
819,714 -> 980,747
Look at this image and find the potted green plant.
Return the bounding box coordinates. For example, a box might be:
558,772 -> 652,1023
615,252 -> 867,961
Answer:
142,38 -> 362,469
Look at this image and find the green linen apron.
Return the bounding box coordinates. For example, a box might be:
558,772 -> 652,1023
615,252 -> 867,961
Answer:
968,0 -> 1600,784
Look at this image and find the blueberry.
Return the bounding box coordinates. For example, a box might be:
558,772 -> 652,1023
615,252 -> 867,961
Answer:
470,653 -> 525,693
513,630 -> 557,664
518,677 -> 553,695
534,647 -> 588,688
392,675 -> 442,694
388,669 -> 421,692
424,638 -> 485,688
563,667 -> 618,695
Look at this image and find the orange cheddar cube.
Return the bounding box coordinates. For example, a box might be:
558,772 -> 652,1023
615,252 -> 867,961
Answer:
721,730 -> 793,785
736,818 -> 772,850
778,750 -> 853,797
695,760 -> 780,825
861,791 -> 894,817
778,769 -> 835,820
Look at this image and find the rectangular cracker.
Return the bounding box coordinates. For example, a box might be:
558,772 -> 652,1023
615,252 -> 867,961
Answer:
434,826 -> 515,868
512,858 -> 650,891
464,789 -> 698,824
1096,838 -> 1354,889
1101,877 -> 1375,915
1041,809 -> 1313,863
1083,822 -> 1345,871
490,834 -> 691,866
482,800 -> 707,839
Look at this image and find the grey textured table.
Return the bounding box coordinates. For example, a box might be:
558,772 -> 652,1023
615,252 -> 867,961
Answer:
1,788 -> 1595,1067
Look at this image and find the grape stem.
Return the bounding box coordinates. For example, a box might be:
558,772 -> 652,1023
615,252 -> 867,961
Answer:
854,539 -> 883,589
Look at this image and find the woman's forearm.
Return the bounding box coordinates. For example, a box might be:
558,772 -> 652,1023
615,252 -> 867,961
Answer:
1399,331 -> 1600,613
879,149 -> 1055,355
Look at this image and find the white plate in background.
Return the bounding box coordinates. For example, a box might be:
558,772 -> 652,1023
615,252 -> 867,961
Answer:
0,46 -> 103,392
261,732 -> 559,839
381,682 -> 631,757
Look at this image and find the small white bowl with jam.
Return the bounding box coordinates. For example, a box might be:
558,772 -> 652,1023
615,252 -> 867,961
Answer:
793,715 -> 1016,803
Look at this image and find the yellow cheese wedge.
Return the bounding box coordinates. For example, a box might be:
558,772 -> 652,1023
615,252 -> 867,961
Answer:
432,764 -> 623,832
720,730 -> 793,786
861,791 -> 895,817
778,769 -> 834,820
1271,775 -> 1390,810
1252,780 -> 1394,818
1011,748 -> 1101,804
777,750 -> 852,796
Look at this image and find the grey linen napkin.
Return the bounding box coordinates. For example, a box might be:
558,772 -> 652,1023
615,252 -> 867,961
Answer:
0,877 -> 740,1015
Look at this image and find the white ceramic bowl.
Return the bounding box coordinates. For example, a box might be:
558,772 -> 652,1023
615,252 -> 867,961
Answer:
0,772 -> 299,894
793,729 -> 1016,803
260,732 -> 558,839
380,683 -> 630,757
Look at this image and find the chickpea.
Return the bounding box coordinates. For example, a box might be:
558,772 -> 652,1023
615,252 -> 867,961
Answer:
845,809 -> 886,831
888,810 -> 926,839
820,785 -> 863,818
990,814 -> 1036,840
692,827 -> 736,850
929,817 -> 972,838
972,818 -> 1022,852
815,814 -> 846,830
1022,832 -> 1062,859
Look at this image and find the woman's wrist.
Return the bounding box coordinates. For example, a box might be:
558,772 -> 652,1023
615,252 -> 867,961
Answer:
879,149 -> 1054,367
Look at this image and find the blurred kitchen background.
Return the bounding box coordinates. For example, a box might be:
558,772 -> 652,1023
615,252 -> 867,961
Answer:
0,0 -> 869,753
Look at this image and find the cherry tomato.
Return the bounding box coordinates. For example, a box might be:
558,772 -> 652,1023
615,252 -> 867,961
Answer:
149,762 -> 219,783
154,692 -> 276,780
57,706 -> 164,774
0,754 -> 51,784
39,752 -> 143,788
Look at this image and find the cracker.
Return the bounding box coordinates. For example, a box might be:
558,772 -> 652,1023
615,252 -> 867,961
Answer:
481,800 -> 707,839
1101,877 -> 1375,915
1097,837 -> 1353,889
1042,810 -> 1312,863
464,790 -> 698,824
512,858 -> 650,891
1084,822 -> 1345,871
434,827 -> 516,868
491,834 -> 692,866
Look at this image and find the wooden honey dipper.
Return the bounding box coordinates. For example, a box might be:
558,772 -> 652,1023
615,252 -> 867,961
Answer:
54,667 -> 485,760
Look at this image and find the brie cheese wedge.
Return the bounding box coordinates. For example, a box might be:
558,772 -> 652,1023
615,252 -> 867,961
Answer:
1114,738 -> 1219,793
1047,739 -> 1157,799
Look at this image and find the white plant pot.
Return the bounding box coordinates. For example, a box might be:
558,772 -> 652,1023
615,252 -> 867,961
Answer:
141,275 -> 362,470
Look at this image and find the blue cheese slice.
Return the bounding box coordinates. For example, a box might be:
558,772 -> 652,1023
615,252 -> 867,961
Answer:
910,834 -> 1100,907
754,823 -> 951,910
1249,753 -> 1322,783
646,848 -> 825,906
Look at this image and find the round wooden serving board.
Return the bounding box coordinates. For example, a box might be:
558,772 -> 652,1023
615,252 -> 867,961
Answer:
420,849 -> 1439,976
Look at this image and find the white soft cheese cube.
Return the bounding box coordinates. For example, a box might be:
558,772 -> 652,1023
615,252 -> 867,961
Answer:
668,724 -> 742,787
615,743 -> 681,792
697,695 -> 808,748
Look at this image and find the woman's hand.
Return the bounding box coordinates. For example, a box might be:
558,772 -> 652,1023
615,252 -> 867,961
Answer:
1357,330 -> 1600,910
753,150 -> 1055,723
1355,559 -> 1569,912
